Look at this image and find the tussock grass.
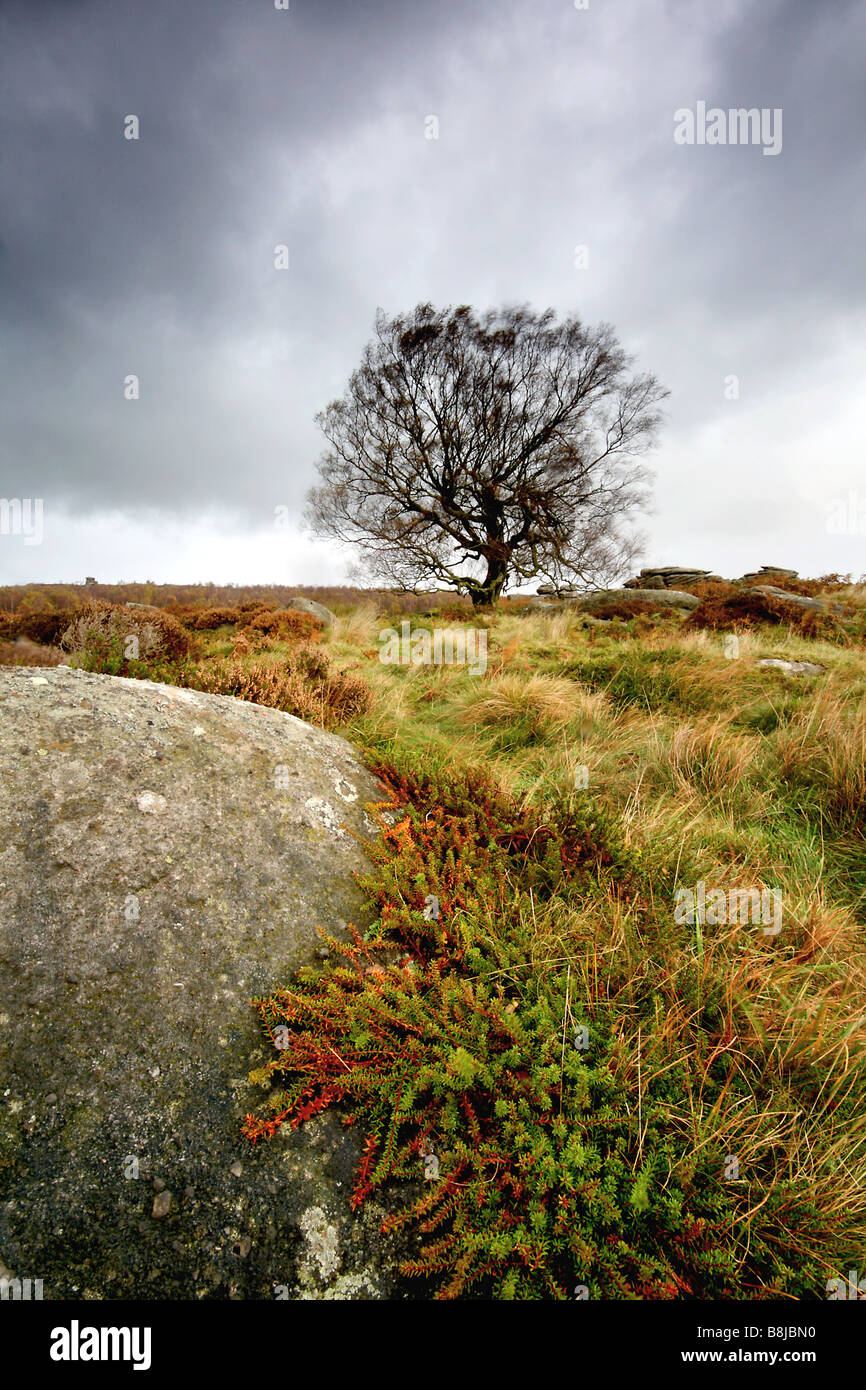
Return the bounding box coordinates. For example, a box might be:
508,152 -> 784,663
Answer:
23,576 -> 863,1296
458,673 -> 584,729
667,717 -> 761,798
332,601 -> 382,648
774,684 -> 866,827
318,583 -> 866,1296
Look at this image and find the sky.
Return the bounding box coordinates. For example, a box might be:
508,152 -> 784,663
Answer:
1,0 -> 864,590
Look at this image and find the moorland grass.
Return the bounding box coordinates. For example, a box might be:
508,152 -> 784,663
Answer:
240,591 -> 866,1298
14,583 -> 864,1297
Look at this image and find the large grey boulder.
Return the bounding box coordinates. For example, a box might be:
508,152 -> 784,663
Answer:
757,658 -> 825,676
577,588 -> 701,611
748,586 -> 845,616
0,666 -> 414,1299
287,596 -> 336,627
525,588 -> 700,613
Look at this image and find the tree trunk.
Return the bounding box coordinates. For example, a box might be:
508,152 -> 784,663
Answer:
471,559 -> 508,608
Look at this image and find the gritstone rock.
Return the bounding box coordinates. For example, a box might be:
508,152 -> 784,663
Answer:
286,597 -> 336,627
741,567 -> 799,583
526,587 -> 700,612
578,588 -> 701,611
757,659 -> 825,676
0,666 -> 416,1300
624,568 -> 717,590
747,586 -> 845,616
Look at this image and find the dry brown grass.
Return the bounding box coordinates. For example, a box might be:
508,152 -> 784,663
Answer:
774,685 -> 866,824
668,717 -> 760,798
183,649 -> 373,727
0,638 -> 64,667
458,673 -> 583,730
332,602 -> 381,648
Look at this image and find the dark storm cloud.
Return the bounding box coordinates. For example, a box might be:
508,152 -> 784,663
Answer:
0,0 -> 501,517
0,0 -> 863,582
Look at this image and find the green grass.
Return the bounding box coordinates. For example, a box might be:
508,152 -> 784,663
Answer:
41,584 -> 866,1298
237,593 -> 866,1298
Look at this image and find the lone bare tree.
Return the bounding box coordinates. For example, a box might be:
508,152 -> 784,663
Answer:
305,303 -> 667,607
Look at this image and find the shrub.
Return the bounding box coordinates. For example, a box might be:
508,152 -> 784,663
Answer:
0,638 -> 64,667
180,647 -> 372,727
684,591 -> 781,631
241,608 -> 325,641
295,641 -> 331,680
59,601 -> 191,671
242,759 -> 851,1300
0,609 -> 70,646
687,580 -> 740,602
189,606 -> 244,630
171,601 -> 269,628
684,590 -> 839,638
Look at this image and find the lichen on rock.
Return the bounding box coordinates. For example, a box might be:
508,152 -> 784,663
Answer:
0,666 -> 414,1299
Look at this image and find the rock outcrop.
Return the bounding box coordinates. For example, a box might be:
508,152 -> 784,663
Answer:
581,588 -> 701,611
532,567 -> 843,621
747,585 -> 845,616
624,567 -> 720,590
0,666 -> 414,1299
741,566 -> 799,584
530,588 -> 700,611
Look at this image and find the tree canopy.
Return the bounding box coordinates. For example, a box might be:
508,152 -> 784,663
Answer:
306,303 -> 667,606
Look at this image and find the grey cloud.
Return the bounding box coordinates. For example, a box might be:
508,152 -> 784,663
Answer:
0,0 -> 863,581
